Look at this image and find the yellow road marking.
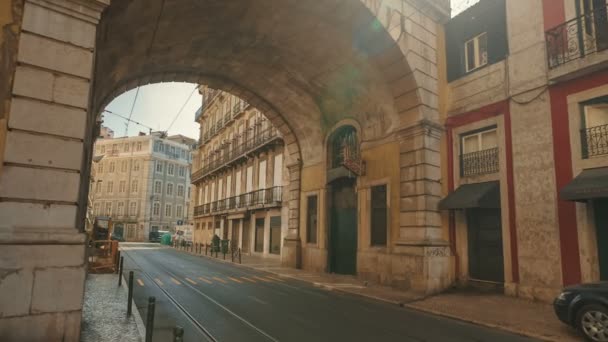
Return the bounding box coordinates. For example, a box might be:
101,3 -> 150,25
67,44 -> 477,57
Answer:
137,279 -> 144,287
170,277 -> 181,285
241,277 -> 257,283
198,277 -> 213,284
185,278 -> 197,285
212,277 -> 227,283
265,276 -> 285,282
228,277 -> 243,283
154,278 -> 164,286
254,276 -> 272,282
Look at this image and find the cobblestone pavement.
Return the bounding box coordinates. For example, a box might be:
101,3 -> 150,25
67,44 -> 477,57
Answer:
81,274 -> 144,342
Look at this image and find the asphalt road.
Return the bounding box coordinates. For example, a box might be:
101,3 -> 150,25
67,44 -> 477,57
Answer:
120,243 -> 537,342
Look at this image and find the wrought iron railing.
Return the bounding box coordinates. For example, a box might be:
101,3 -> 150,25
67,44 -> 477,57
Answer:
191,127 -> 281,183
460,147 -> 499,177
545,3 -> 608,69
193,186 -> 283,217
582,124 -> 608,158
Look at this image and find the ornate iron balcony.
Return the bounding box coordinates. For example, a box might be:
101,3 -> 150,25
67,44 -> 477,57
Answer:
191,128 -> 281,183
194,186 -> 283,217
460,147 -> 499,177
582,124 -> 608,158
545,3 -> 608,69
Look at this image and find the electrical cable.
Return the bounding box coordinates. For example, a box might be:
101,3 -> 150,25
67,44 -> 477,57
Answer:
164,85 -> 199,134
124,87 -> 141,135
103,109 -> 155,132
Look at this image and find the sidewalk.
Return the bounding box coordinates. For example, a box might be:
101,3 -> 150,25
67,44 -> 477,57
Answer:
81,274 -> 145,342
175,246 -> 582,341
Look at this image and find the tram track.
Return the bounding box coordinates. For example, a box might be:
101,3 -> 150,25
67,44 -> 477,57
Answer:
121,249 -> 218,342
121,248 -> 279,342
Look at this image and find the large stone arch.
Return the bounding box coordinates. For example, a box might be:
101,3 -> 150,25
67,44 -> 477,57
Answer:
0,0 -> 449,338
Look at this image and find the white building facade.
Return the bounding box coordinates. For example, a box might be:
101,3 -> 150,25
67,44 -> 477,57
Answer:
92,133 -> 194,241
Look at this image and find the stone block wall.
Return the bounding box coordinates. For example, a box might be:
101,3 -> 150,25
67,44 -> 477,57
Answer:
0,0 -> 107,340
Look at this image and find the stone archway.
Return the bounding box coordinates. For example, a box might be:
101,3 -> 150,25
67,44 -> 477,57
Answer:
0,0 -> 449,339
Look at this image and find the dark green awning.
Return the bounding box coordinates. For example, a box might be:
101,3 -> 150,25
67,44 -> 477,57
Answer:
561,167 -> 608,201
438,181 -> 500,210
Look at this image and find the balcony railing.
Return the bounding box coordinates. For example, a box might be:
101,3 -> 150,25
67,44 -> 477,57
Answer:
582,124 -> 608,158
546,3 -> 608,69
191,127 -> 282,182
460,147 -> 499,177
193,186 -> 283,217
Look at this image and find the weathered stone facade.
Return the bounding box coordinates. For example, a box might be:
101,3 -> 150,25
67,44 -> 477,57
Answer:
0,0 -> 451,338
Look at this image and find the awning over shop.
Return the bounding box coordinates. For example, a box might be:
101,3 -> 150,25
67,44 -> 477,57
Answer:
560,167 -> 608,201
438,181 -> 500,210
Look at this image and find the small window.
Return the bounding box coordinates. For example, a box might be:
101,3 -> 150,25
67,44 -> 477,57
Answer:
121,161 -> 128,172
137,142 -> 142,151
133,161 -> 140,172
98,163 -> 104,174
168,164 -> 175,175
177,185 -> 185,197
461,129 -> 497,154
119,180 -> 126,193
156,161 -> 163,173
107,181 -> 114,194
95,182 -> 102,193
167,183 -> 174,196
581,96 -> 608,158
153,202 -> 160,216
165,204 -> 172,217
117,202 -> 125,216
176,205 -> 183,218
306,195 -> 318,244
371,185 -> 388,246
154,181 -> 162,194
464,32 -> 488,73
131,180 -> 138,193
109,162 -> 115,173
129,202 -> 137,216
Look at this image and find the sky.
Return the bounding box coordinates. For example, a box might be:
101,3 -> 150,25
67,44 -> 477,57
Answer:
102,82 -> 201,139
102,1 -> 476,139
452,0 -> 480,16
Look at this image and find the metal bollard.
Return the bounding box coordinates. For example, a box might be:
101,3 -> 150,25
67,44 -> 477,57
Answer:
118,257 -> 124,287
223,249 -> 226,260
205,244 -> 208,255
173,326 -> 184,342
127,271 -> 134,317
239,248 -> 242,264
145,297 -> 156,342
115,251 -> 121,273
231,249 -> 234,262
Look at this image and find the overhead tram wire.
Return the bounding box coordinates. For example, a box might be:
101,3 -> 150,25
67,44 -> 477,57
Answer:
124,87 -> 141,136
103,109 -> 155,133
163,85 -> 199,135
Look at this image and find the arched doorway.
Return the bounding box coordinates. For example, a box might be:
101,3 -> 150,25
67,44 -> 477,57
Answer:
327,126 -> 359,275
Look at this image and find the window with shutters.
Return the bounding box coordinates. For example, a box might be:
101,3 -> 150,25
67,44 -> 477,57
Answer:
464,33 -> 488,73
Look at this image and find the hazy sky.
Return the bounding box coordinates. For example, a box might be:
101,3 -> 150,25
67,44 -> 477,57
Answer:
102,1 -> 474,139
102,82 -> 201,139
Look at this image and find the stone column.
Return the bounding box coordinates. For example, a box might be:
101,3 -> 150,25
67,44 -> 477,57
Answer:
281,161 -> 302,268
395,120 -> 451,293
0,0 -> 108,340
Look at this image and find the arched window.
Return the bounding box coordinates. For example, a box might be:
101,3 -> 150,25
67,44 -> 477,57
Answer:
328,126 -> 359,169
